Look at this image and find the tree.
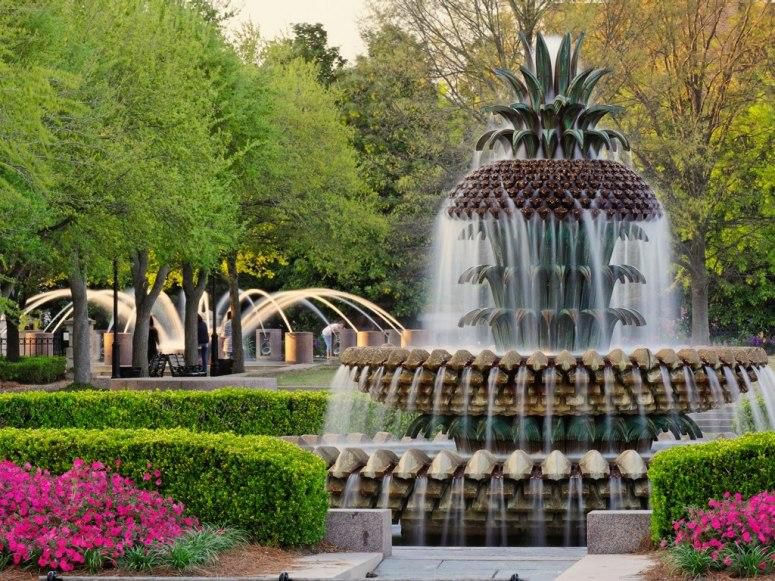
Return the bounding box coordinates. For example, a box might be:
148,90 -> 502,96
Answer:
335,24 -> 473,317
372,0 -> 561,115
571,0 -> 772,343
221,30 -> 385,367
289,23 -> 346,86
705,101 -> 775,341
0,1 -> 69,360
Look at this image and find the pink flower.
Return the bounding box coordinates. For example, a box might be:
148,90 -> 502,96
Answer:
0,460 -> 197,572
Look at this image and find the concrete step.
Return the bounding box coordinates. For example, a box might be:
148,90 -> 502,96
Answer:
694,422 -> 735,431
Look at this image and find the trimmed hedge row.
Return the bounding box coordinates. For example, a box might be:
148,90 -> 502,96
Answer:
0,388 -> 413,436
0,427 -> 328,546
649,432 -> 775,540
0,389 -> 328,435
0,356 -> 66,384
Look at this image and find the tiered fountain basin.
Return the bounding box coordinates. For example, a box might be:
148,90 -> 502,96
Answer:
286,433 -> 650,544
340,345 -> 766,415
306,344 -> 770,544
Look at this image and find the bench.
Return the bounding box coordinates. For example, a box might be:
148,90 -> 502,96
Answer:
149,355 -> 167,377
167,353 -> 206,377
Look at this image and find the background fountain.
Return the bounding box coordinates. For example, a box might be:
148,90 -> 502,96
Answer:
14,287 -> 401,363
312,32 -> 774,546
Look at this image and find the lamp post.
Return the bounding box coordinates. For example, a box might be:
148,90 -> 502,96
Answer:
111,258 -> 120,379
209,270 -> 218,374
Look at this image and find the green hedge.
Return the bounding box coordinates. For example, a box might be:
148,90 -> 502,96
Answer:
649,432 -> 775,540
0,388 -> 413,436
0,427 -> 327,546
0,356 -> 66,383
0,389 -> 327,435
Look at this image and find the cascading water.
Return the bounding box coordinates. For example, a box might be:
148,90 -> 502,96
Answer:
323,30 -> 774,551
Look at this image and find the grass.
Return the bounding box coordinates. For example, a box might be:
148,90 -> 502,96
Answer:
266,364 -> 339,388
118,525 -> 248,571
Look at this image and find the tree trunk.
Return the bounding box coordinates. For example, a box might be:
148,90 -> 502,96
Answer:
68,257 -> 91,384
182,262 -> 207,367
130,250 -> 170,376
688,239 -> 710,345
226,253 -> 244,373
5,309 -> 20,362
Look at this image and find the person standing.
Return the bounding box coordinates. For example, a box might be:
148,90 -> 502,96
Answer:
197,314 -> 209,373
321,321 -> 345,358
148,316 -> 160,361
219,310 -> 233,359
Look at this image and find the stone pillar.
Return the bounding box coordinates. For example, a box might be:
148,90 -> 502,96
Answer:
285,331 -> 313,364
385,329 -> 402,346
92,330 -> 105,363
357,330 -> 384,347
256,328 -> 283,361
337,328 -> 357,353
104,332 -> 133,366
401,329 -> 429,348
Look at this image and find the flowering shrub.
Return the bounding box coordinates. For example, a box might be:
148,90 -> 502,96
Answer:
0,459 -> 196,571
668,491 -> 775,577
649,432 -> 775,539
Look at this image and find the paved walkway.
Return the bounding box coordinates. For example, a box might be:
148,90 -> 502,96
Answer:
371,547 -> 587,580
555,554 -> 653,580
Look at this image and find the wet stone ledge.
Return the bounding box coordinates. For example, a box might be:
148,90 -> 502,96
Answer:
338,345 -> 768,416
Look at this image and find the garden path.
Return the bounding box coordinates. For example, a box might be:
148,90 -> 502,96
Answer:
371,546 -> 587,580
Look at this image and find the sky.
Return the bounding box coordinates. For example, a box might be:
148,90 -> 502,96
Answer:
229,0 -> 370,61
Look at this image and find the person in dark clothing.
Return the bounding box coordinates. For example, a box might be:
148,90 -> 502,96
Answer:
197,314 -> 209,373
148,316 -> 160,361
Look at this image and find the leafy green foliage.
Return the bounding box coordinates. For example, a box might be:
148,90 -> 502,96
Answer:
0,388 -> 408,437
0,428 -> 328,546
0,356 -> 66,384
478,32 -> 628,160
0,389 -> 326,435
287,23 -> 346,86
648,432 -> 775,540
331,24 -> 473,317
117,526 -> 247,572
667,543 -> 717,577
725,542 -> 775,578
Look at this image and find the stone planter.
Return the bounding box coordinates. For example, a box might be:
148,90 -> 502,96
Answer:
103,332 -> 133,367
356,330 -> 384,347
385,329 -> 402,346
400,329 -> 428,348
337,328 -> 357,353
256,328 -> 283,361
285,332 -> 313,364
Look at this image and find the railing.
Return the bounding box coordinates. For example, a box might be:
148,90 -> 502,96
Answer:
0,335 -> 65,357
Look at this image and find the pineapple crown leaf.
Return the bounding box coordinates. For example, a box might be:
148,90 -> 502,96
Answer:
477,31 -> 629,159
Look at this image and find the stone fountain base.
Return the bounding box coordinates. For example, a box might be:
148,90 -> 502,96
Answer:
286,433 -> 652,545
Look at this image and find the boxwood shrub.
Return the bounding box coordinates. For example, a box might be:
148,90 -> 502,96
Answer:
0,427 -> 328,546
649,432 -> 775,540
0,388 -> 414,436
0,356 -> 66,384
0,389 -> 327,435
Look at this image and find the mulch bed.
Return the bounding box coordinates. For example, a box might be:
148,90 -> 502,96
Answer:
0,543 -> 340,579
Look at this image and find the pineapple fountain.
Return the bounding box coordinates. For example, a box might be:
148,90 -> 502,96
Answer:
289,33 -> 772,546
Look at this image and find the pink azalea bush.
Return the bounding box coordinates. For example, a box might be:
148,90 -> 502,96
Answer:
669,490 -> 775,576
0,459 -> 197,571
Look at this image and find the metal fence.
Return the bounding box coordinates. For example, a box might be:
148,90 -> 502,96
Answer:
0,335 -> 65,357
